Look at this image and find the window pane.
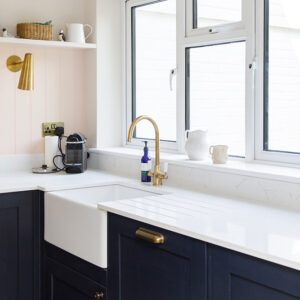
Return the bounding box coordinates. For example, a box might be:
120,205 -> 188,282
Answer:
194,0 -> 242,28
133,0 -> 176,141
188,42 -> 245,157
265,0 -> 300,153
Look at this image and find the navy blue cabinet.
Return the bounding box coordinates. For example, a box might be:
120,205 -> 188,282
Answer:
2,190 -> 296,300
108,213 -> 208,300
209,245 -> 300,300
108,213 -> 300,300
44,242 -> 107,300
0,191 -> 42,300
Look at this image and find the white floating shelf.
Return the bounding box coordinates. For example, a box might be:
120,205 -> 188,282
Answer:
0,37 -> 96,49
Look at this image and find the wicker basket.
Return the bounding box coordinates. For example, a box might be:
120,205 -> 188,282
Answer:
17,23 -> 53,40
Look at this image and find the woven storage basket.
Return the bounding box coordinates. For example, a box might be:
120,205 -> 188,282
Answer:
17,23 -> 53,40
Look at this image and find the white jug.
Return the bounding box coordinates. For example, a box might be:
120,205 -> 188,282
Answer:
185,129 -> 209,161
66,23 -> 93,44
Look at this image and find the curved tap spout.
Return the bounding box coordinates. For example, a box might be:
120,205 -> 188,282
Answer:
128,116 -> 159,166
128,116 -> 167,186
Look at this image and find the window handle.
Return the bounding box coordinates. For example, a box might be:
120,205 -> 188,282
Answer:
249,56 -> 257,70
169,68 -> 177,91
209,28 -> 218,34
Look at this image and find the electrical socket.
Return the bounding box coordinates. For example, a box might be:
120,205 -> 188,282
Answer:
42,122 -> 64,137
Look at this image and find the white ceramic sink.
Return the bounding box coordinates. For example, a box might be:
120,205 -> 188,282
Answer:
45,184 -> 161,268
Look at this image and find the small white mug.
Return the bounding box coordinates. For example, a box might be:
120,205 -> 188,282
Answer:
209,145 -> 228,164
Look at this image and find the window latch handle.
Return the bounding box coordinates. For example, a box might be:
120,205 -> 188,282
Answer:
249,57 -> 257,70
209,28 -> 218,34
169,68 -> 177,91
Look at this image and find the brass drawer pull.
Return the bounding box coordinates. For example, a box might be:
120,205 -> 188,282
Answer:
136,227 -> 165,244
94,291 -> 104,299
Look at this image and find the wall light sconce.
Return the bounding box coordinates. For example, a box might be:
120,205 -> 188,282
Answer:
6,53 -> 34,91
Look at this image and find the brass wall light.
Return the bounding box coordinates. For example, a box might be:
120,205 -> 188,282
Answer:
6,53 -> 34,91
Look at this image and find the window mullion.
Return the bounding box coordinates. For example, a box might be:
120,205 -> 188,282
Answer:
244,0 -> 256,161
177,0 -> 187,153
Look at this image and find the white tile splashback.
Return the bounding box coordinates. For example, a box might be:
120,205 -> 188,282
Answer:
89,151 -> 300,212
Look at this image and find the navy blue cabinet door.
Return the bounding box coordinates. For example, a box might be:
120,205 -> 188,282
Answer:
45,257 -> 106,300
209,245 -> 300,300
0,191 -> 42,300
108,213 -> 208,300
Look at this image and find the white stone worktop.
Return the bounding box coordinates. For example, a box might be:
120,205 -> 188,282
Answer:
0,169 -> 128,193
96,175 -> 300,272
1,169 -> 300,272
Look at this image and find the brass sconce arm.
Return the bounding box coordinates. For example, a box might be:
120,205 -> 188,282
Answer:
6,53 -> 34,91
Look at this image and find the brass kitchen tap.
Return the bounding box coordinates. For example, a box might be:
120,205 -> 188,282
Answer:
128,116 -> 168,186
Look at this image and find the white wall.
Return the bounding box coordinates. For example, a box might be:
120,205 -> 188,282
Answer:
0,0 -> 98,153
0,0 -> 124,150
97,0 -> 124,148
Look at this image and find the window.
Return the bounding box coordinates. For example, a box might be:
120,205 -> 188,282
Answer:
127,0 -> 251,154
193,0 -> 242,29
186,42 -> 246,157
131,0 -> 176,141
184,0 -> 250,157
126,0 -> 300,165
264,0 -> 300,154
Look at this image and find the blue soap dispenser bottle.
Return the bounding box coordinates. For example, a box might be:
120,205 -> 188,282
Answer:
141,141 -> 151,182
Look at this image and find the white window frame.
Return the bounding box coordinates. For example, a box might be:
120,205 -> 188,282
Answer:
125,0 -> 180,151
185,0 -> 246,38
125,0 -> 255,154
254,0 -> 300,165
183,0 -> 255,158
125,0 -> 300,166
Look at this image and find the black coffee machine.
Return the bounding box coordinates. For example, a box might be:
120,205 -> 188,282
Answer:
65,133 -> 87,173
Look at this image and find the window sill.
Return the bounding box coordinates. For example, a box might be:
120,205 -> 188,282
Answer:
89,147 -> 300,185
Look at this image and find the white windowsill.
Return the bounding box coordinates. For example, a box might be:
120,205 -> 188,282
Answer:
89,147 -> 300,184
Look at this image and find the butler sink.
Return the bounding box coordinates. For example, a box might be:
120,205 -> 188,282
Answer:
45,184 -> 161,268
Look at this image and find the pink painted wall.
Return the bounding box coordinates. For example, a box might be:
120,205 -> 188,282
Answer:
0,45 -> 87,155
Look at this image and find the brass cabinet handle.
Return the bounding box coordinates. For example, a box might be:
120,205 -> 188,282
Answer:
94,292 -> 104,299
136,227 -> 165,244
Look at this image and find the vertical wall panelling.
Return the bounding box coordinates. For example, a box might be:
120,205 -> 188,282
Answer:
0,46 -> 89,154
0,46 -> 16,154
31,49 -> 46,154
73,51 -> 87,135
45,48 -> 61,122
0,0 -> 97,155
85,50 -> 97,148
60,49 -> 75,137
15,47 -> 32,154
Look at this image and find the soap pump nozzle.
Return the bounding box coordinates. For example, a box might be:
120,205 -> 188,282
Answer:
143,141 -> 149,153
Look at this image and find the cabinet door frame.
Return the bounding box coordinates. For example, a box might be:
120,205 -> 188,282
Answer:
0,190 -> 42,300
45,257 -> 106,300
209,245 -> 300,299
108,213 -> 208,300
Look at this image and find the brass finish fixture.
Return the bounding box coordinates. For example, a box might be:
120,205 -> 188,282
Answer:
6,55 -> 23,72
42,122 -> 65,137
128,116 -> 168,186
6,53 -> 34,91
93,292 -> 104,299
18,53 -> 34,90
136,227 -> 165,244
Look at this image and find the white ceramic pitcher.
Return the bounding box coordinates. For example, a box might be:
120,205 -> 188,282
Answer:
185,129 -> 209,161
66,23 -> 93,44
